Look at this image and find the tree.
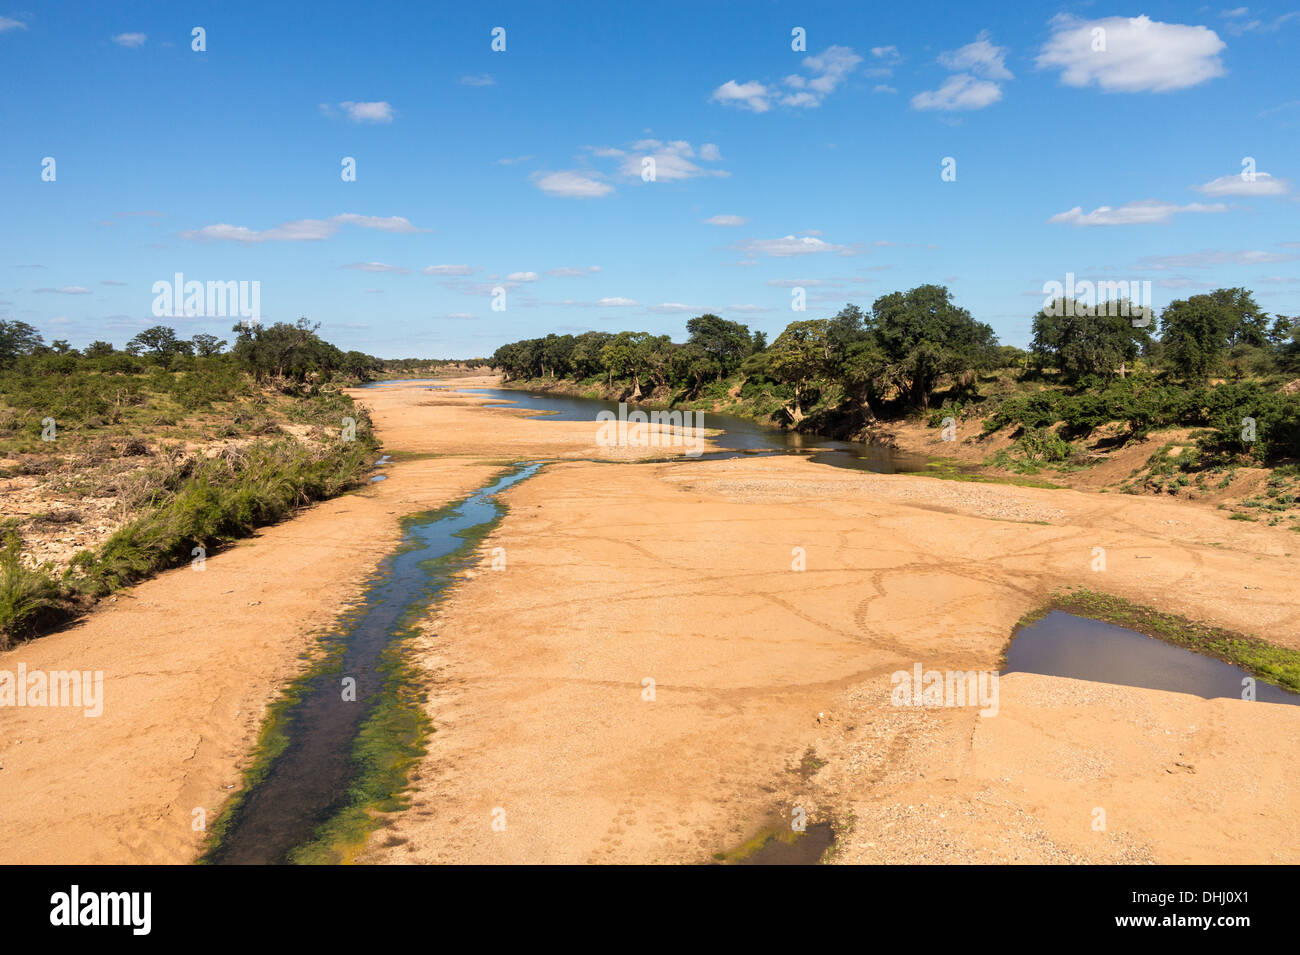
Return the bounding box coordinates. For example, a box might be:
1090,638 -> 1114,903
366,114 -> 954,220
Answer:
768,319 -> 830,422
600,331 -> 652,397
127,325 -> 191,360
229,317 -> 342,383
686,314 -> 751,379
871,285 -> 996,409
83,340 -> 116,358
0,320 -> 43,366
1031,299 -> 1148,382
191,333 -> 226,357
1160,295 -> 1234,381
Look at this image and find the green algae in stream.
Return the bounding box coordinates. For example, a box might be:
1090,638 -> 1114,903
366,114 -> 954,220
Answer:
288,491 -> 522,864
715,819 -> 837,865
199,465 -> 535,865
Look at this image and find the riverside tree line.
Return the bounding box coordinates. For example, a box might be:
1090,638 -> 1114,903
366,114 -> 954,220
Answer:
490,284 -> 1300,462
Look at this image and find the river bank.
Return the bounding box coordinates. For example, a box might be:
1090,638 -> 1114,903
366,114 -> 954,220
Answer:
4,378 -> 1297,863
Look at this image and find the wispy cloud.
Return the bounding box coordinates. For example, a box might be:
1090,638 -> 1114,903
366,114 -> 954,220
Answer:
34,286 -> 93,295
1134,248 -> 1300,270
1049,199 -> 1228,226
1193,171 -> 1291,197
181,213 -> 423,242
913,32 -> 1012,111
710,80 -> 772,113
780,45 -> 863,108
938,31 -> 1013,80
340,262 -> 410,274
546,266 -> 602,277
912,74 -> 1003,111
320,101 -> 395,123
705,215 -> 748,227
1220,8 -> 1300,35
0,16 -> 29,32
713,45 -> 864,112
530,170 -> 614,198
732,235 -> 859,257
420,264 -> 478,276
112,32 -> 146,48
459,74 -> 495,87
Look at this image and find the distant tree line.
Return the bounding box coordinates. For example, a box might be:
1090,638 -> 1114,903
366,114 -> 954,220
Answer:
0,317 -> 383,387
491,285 -> 1003,420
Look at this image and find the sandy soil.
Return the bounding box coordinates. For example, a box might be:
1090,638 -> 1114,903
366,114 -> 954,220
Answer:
4,378 -> 1297,864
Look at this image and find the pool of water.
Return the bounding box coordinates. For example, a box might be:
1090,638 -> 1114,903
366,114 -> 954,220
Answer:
205,463 -> 544,864
1005,611 -> 1299,706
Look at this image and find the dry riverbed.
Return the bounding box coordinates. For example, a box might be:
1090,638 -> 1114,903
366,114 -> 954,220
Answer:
3,378 -> 1297,863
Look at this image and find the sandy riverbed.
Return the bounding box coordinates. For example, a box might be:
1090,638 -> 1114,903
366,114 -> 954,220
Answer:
3,378 -> 1297,863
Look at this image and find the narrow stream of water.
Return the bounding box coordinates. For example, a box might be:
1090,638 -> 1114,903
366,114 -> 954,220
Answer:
206,463 -> 543,864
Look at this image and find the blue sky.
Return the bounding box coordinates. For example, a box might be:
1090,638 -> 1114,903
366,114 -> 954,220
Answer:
3,1 -> 1298,358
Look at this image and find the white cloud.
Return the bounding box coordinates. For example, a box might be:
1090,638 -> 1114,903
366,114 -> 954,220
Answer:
506,271 -> 539,282
735,235 -> 855,257
779,45 -> 863,108
1220,9 -> 1300,35
699,143 -> 723,161
112,32 -> 146,48
1049,199 -> 1228,226
705,214 -> 748,227
34,286 -> 92,295
726,304 -> 773,313
874,85 -> 898,94
459,74 -> 495,86
711,80 -> 772,113
333,101 -> 395,123
596,297 -> 638,307
866,45 -> 902,78
340,262 -> 409,274
938,31 -> 1013,80
530,170 -> 614,198
181,213 -> 423,243
333,213 -> 422,233
1193,171 -> 1291,197
0,16 -> 28,32
618,140 -> 728,182
1037,15 -> 1226,93
495,155 -> 534,165
912,74 -> 1003,110
421,264 -> 477,276
1134,248 -> 1300,270
649,303 -> 704,314
546,266 -> 601,277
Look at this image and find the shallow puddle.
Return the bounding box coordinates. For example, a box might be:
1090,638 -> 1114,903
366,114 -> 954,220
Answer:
1006,611 -> 1299,706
